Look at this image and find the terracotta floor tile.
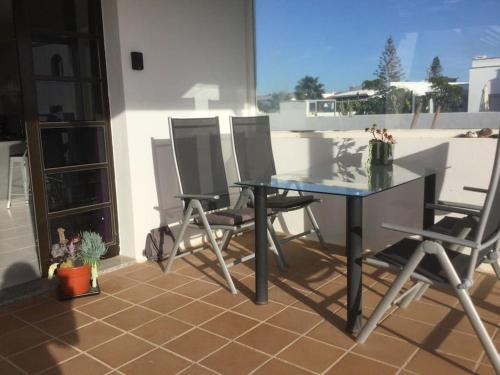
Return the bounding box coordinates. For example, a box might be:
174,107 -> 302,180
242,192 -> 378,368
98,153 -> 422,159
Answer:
59,321 -> 122,350
394,300 -> 452,325
114,283 -> 164,304
3,294 -> 51,313
10,339 -> 79,374
76,296 -> 132,319
88,334 -> 154,368
98,276 -> 138,294
141,292 -> 193,314
268,285 -> 306,305
178,364 -> 219,375
405,349 -> 477,375
237,323 -> 299,355
278,336 -> 344,373
267,307 -> 322,334
147,273 -> 195,291
169,301 -> 224,325
13,300 -> 69,323
34,311 -> 94,337
201,342 -> 269,375
174,264 -> 215,279
306,319 -> 356,349
326,352 -> 398,374
58,292 -> 107,309
231,300 -> 285,321
252,359 -> 311,375
122,265 -> 166,282
439,307 -> 498,336
200,311 -> 258,339
476,364 -> 497,375
421,328 -> 485,361
0,360 -> 24,375
131,316 -> 192,345
120,348 -> 191,375
0,325 -> 50,357
352,332 -> 417,367
164,328 -> 228,361
39,354 -> 110,375
201,289 -> 247,309
173,280 -> 221,299
0,314 -> 26,337
104,305 -> 161,331
378,314 -> 442,344
290,281 -> 346,313
420,286 -> 459,308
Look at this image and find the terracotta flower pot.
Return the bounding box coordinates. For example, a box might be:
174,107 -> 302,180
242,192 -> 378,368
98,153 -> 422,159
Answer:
57,264 -> 91,296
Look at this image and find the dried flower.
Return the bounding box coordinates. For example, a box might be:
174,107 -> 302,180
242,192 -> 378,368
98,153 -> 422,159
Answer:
366,124 -> 395,144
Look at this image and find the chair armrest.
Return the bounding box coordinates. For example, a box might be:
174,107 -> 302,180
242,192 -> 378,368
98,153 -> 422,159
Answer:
463,186 -> 488,194
437,200 -> 482,211
381,223 -> 479,249
426,203 -> 481,217
175,194 -> 220,200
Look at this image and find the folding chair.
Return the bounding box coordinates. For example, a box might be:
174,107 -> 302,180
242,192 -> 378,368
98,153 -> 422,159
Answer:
165,117 -> 286,294
357,137 -> 500,372
230,116 -> 326,252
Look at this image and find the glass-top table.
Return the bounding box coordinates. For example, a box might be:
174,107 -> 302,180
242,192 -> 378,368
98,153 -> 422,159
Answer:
236,161 -> 440,333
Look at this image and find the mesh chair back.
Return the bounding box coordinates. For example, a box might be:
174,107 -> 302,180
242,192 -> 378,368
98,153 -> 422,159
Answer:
477,136 -> 500,247
231,116 -> 277,193
169,117 -> 230,210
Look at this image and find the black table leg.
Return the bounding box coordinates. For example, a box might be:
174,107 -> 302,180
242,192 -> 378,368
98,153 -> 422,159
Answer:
346,196 -> 363,333
254,185 -> 268,305
423,173 -> 436,229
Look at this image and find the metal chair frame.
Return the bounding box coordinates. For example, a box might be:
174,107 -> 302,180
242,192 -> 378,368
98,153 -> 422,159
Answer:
165,117 -> 286,294
229,115 -> 326,250
357,138 -> 500,373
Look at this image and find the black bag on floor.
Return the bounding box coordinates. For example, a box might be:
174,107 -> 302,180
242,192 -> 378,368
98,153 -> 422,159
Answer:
144,226 -> 175,261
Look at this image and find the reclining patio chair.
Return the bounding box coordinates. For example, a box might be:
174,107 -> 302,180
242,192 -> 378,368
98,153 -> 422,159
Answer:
164,117 -> 286,294
230,116 -> 326,256
357,137 -> 500,372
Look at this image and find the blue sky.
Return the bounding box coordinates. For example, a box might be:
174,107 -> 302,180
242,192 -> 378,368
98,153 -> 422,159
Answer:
255,0 -> 500,95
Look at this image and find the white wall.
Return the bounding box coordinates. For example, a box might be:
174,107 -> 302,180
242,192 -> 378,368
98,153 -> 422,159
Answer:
468,57 -> 500,112
270,131 -> 497,251
102,0 -> 256,259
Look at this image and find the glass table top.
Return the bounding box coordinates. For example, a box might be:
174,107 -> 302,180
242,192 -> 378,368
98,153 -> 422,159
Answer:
236,162 -> 442,197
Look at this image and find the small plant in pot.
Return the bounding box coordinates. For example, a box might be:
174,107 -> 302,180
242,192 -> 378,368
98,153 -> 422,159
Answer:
365,124 -> 395,166
48,228 -> 107,298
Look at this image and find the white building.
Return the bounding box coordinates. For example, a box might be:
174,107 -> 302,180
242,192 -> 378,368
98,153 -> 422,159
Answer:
467,56 -> 500,112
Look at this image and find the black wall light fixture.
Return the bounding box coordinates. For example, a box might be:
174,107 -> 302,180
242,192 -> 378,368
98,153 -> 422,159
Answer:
131,52 -> 144,70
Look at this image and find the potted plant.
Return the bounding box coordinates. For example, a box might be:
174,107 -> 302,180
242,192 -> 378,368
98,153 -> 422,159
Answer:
365,124 -> 395,165
79,231 -> 107,289
48,228 -> 107,297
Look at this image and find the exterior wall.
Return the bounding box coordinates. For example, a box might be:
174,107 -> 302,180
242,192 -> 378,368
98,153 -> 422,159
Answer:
270,103 -> 500,131
468,57 -> 500,112
102,0 -> 256,259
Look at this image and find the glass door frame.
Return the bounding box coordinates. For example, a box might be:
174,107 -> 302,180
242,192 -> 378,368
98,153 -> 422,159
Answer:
13,0 -> 119,276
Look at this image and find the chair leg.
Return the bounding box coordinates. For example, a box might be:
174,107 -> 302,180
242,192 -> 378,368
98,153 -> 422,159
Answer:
437,251 -> 500,372
6,158 -> 14,209
22,159 -> 29,203
357,247 -> 426,344
267,218 -> 288,268
299,191 -> 327,250
492,260 -> 500,280
193,201 -> 237,294
413,283 -> 430,301
164,204 -> 194,273
397,281 -> 426,308
220,230 -> 233,253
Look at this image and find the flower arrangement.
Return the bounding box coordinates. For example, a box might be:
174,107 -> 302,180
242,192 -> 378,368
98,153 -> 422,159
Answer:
365,124 -> 395,165
48,228 -> 107,296
365,124 -> 395,144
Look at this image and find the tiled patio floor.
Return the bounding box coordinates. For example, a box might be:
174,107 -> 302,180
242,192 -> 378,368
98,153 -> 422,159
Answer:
0,233 -> 498,375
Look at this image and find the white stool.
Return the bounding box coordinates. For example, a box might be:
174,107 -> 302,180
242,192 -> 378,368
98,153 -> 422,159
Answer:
6,150 -> 29,209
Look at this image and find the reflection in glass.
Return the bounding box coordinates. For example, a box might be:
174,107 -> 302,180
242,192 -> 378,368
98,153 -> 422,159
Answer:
32,39 -> 76,77
36,81 -> 102,122
49,207 -> 113,245
0,0 -> 15,41
46,169 -> 109,212
0,41 -> 23,140
28,0 -> 97,34
41,127 -> 106,168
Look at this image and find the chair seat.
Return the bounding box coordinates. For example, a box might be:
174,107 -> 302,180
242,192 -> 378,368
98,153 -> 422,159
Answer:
267,195 -> 317,210
374,238 -> 471,284
203,208 -> 256,226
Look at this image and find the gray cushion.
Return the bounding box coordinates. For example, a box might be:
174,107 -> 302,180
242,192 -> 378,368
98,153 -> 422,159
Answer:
204,208 -> 255,226
267,195 -> 317,210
